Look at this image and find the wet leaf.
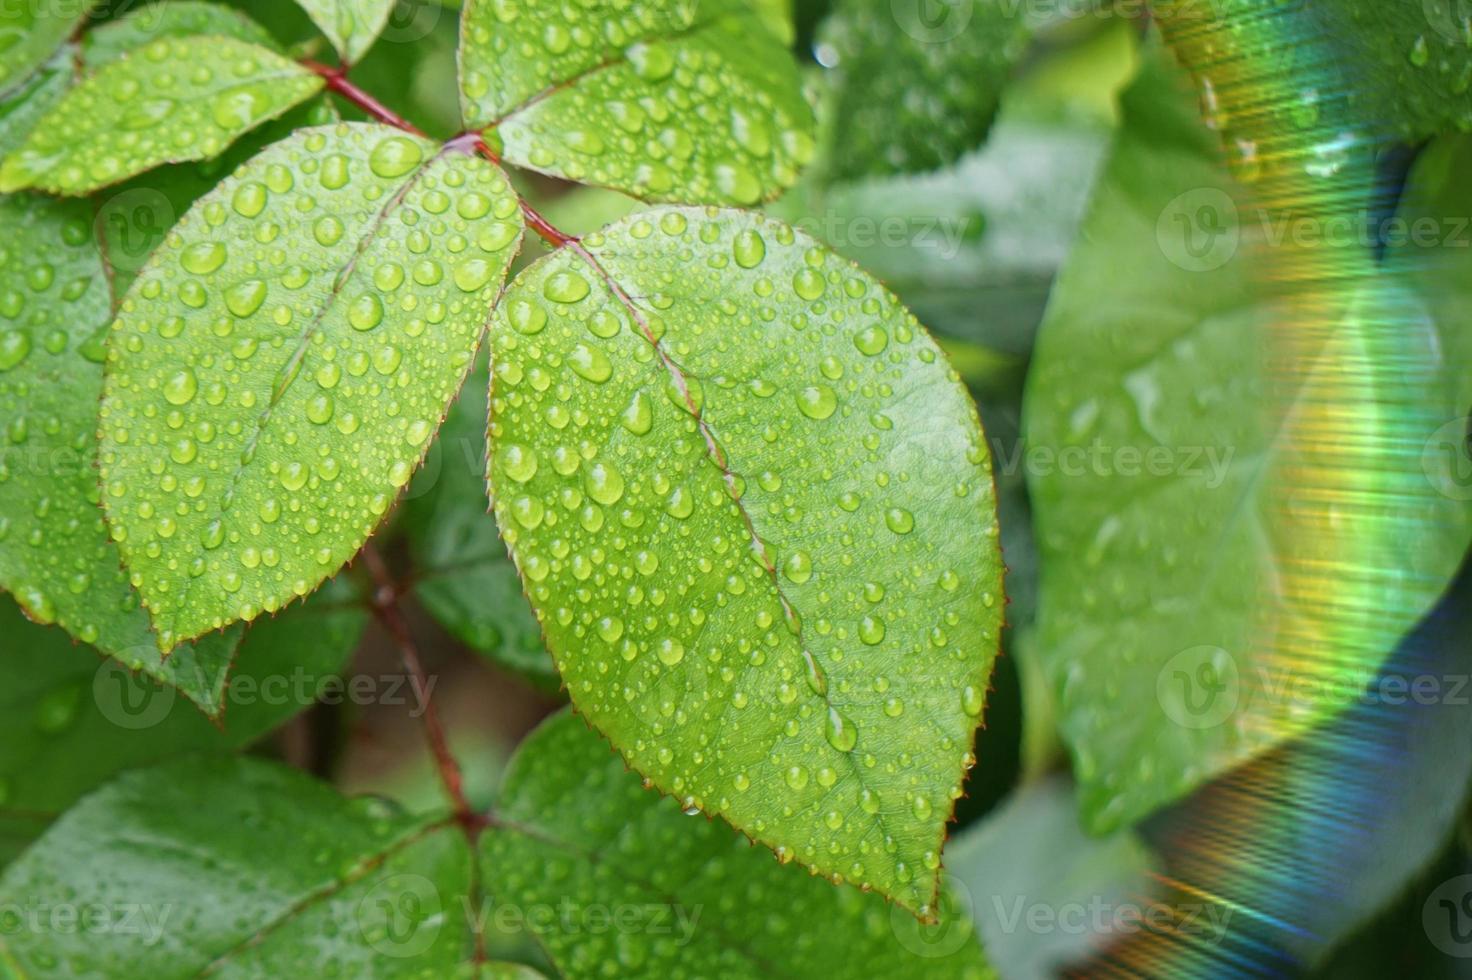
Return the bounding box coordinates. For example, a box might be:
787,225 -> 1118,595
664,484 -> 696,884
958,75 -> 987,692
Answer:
818,0 -> 1030,179
1024,54 -> 1472,832
0,0 -> 94,96
0,757 -> 475,975
98,123 -> 524,649
487,206 -> 1002,912
82,1 -> 278,67
0,192 -> 240,709
292,0 -> 398,63
458,0 -> 815,204
0,580 -> 365,851
483,710 -> 997,978
0,35 -> 324,195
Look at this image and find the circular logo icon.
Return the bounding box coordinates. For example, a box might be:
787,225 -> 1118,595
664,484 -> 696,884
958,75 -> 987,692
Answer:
1423,0 -> 1472,43
890,872 -> 977,959
1156,188 -> 1240,272
357,873 -> 444,958
378,0 -> 444,45
1424,874 -> 1472,957
1157,646 -> 1240,730
1422,416 -> 1472,501
93,657 -> 176,731
93,188 -> 175,277
890,0 -> 973,44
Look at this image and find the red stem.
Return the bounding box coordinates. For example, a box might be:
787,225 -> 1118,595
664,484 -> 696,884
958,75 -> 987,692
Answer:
360,544 -> 480,832
305,61 -> 427,137
471,138 -> 576,247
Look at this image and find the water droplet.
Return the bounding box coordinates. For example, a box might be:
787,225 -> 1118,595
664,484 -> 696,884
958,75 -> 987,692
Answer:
854,324 -> 888,356
585,459 -> 625,505
885,507 -> 915,534
858,615 -> 885,645
796,385 -> 837,420
225,279 -> 267,317
568,343 -> 612,383
656,637 -> 685,666
349,294 -> 384,331
502,444 -> 538,482
369,136 -> 424,178
824,706 -> 857,752
732,229 -> 765,268
544,271 -> 591,304
782,550 -> 812,583
962,685 -> 984,717
163,368 -> 198,405
181,241 -> 226,275
620,390 -> 653,434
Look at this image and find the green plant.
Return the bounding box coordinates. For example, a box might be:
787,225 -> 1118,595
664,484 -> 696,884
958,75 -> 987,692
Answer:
0,0 -> 1001,975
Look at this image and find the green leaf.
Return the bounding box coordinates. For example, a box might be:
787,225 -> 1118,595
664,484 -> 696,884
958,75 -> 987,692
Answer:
817,0 -> 1030,179
486,207 -> 1002,912
1023,54 -> 1472,832
0,35 -> 324,195
292,0 -> 398,63
0,46 -> 73,164
1163,0 -> 1472,145
0,192 -> 244,710
458,0 -> 815,205
945,777 -> 1160,979
0,580 -> 365,851
483,710 -> 996,979
402,354 -> 557,689
82,1 -> 279,67
0,0 -> 94,95
98,123 -> 524,650
0,756 -> 476,975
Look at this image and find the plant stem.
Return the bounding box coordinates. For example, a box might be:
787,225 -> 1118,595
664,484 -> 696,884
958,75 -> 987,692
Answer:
304,61 -> 427,137
359,543 -> 479,832
471,138 -> 576,247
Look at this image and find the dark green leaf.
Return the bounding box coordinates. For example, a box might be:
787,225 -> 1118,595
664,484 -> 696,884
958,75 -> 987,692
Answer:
817,0 -> 1029,179
97,123 -> 524,650
458,0 -> 815,204
402,355 -> 556,689
482,710 -> 997,979
0,192 -> 242,710
0,580 -> 365,851
0,756 -> 474,975
487,207 -> 1002,911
